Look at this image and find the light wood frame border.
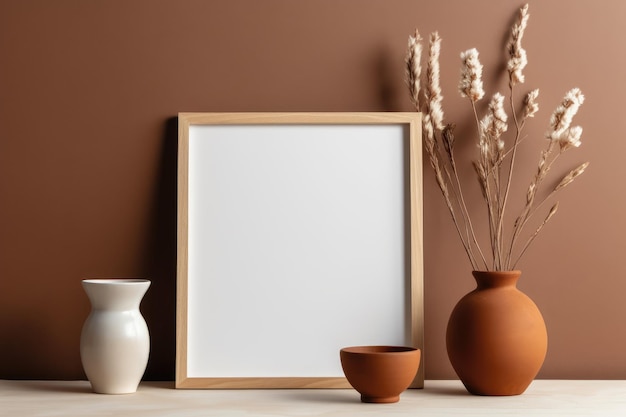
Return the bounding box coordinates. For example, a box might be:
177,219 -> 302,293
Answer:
176,112 -> 423,389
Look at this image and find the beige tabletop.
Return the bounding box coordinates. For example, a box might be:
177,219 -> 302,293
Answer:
2,379 -> 626,416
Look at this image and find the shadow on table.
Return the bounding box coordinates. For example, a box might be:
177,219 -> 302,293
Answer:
279,390 -> 359,404
21,381 -> 93,394
22,381 -> 176,394
141,381 -> 175,389
285,386 -> 470,403
420,385 -> 470,396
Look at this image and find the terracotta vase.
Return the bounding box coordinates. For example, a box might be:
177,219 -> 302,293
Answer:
446,270 -> 547,396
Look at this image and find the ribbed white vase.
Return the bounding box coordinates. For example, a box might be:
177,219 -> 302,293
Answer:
80,279 -> 150,394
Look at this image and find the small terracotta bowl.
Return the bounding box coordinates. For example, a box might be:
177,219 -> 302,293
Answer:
340,346 -> 421,403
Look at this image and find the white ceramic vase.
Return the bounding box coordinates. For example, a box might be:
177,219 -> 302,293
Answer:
80,279 -> 151,394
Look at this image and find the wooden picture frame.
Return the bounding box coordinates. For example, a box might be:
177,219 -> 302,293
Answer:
176,112 -> 423,389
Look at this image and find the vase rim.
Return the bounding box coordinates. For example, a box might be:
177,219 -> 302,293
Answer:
472,270 -> 521,274
340,346 -> 420,355
82,278 -> 150,285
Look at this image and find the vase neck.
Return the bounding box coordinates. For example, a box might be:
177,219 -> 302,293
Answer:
82,279 -> 150,311
472,270 -> 521,290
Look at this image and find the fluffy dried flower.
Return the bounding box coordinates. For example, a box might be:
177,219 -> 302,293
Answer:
423,113 -> 435,147
557,125 -> 583,150
489,93 -> 508,139
479,93 -> 508,157
546,88 -> 585,140
405,29 -> 423,111
459,48 -> 485,102
523,89 -> 539,119
507,4 -> 530,86
425,32 -> 444,130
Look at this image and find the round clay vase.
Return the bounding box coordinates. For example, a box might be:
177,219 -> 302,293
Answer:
340,346 -> 421,403
446,270 -> 547,396
80,279 -> 151,394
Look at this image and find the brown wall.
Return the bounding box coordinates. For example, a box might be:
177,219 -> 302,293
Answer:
0,0 -> 622,380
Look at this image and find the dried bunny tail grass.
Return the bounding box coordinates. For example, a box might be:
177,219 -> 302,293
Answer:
490,93 -> 508,139
523,89 -> 539,119
525,149 -> 550,205
555,162 -> 589,191
472,160 -> 489,199
405,29 -> 423,111
422,113 -> 435,151
442,123 -> 455,160
506,3 -> 530,86
459,48 -> 485,102
422,114 -> 441,181
480,93 -> 508,155
424,32 -> 444,130
557,125 -> 583,151
546,88 -> 585,140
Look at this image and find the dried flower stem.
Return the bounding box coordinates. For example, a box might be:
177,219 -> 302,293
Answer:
506,87 -> 586,268
444,124 -> 489,269
423,116 -> 479,269
497,88 -> 522,270
512,202 -> 559,268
